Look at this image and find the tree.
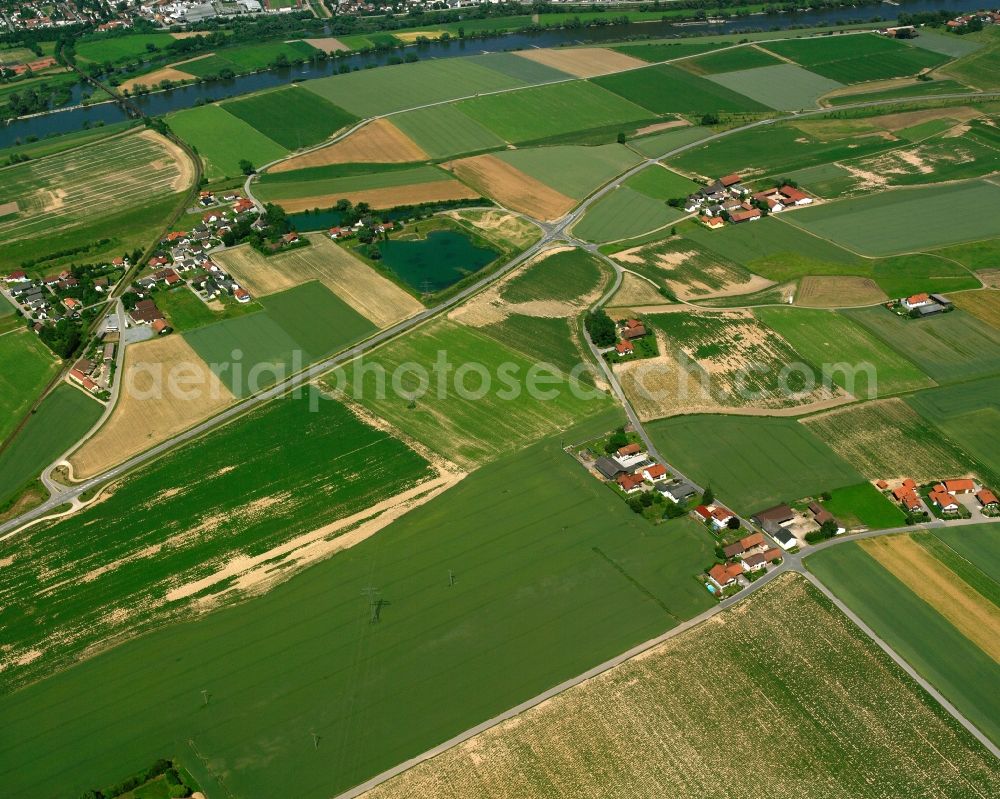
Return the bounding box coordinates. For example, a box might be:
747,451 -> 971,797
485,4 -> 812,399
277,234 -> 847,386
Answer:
726,516 -> 740,530
616,131 -> 627,144
239,159 -> 255,176
701,485 -> 714,505
604,429 -> 628,454
700,112 -> 720,126
585,309 -> 616,347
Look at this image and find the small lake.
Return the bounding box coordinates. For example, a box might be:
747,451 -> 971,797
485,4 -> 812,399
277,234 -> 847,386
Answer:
378,230 -> 498,292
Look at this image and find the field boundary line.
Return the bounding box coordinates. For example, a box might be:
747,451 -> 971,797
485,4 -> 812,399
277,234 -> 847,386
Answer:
800,568 -> 1000,759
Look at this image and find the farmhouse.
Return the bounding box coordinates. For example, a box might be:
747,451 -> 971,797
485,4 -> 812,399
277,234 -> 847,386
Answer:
707,562 -> 744,590
937,478 -> 975,494
642,464 -> 668,483
902,293 -> 933,311
730,207 -> 761,224
977,489 -> 999,509
695,504 -> 736,530
770,527 -> 797,550
891,479 -> 923,513
657,479 -> 697,504
928,490 -> 960,512
742,548 -> 783,572
700,215 -> 724,229
808,502 -> 845,534
616,340 -> 634,356
614,443 -> 648,469
152,318 -> 172,336
130,299 -> 165,325
617,473 -> 645,494
5,270 -> 28,283
620,319 -> 647,340
234,288 -> 252,304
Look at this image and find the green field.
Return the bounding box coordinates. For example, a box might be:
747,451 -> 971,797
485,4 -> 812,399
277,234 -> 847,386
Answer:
681,44 -> 784,74
707,63 -> 843,110
155,285 -> 259,332
476,314 -> 586,378
913,531 -> 1000,606
0,390 -> 434,692
943,26 -> 1000,89
930,524 -> 1000,576
212,39 -> 319,71
172,53 -> 240,78
0,329 -> 59,443
786,180 -> 1000,256
668,122 -> 895,182
817,482 -> 907,530
333,319 -> 610,468
476,51 -> 572,83
185,282 -> 377,396
255,164 -> 450,202
592,64 -> 769,115
824,78 -> 971,105
755,307 -> 933,398
0,424 -> 721,799
762,33 -> 949,83
305,57 -> 526,117
221,87 -> 357,150
630,124 -> 714,158
611,40 -> 727,62
807,531 -> 1000,745
501,248 -> 607,304
391,104 -> 507,158
907,376 -> 1000,487
0,384 -> 102,507
75,33 -> 174,63
625,164 -> 700,201
646,415 -> 862,514
844,306 -> 1000,385
494,143 -> 641,199
573,186 -> 679,243
456,81 -> 652,144
902,29 -> 983,58
0,120 -> 139,165
871,253 -> 981,298
168,104 -> 288,180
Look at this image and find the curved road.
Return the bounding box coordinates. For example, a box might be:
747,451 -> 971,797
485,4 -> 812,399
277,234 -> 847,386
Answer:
5,88 -> 999,540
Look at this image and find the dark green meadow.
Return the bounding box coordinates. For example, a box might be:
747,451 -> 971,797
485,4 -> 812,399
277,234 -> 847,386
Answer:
221,87 -> 357,150
0,423 -> 717,799
592,64 -> 769,114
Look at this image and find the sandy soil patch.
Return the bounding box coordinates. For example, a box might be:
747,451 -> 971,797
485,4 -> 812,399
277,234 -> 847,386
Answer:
215,234 -> 422,327
170,31 -> 207,39
674,273 -> 775,301
447,209 -> 541,249
633,118 -> 690,137
512,47 -> 646,78
139,129 -> 195,193
796,276 -> 888,307
120,66 -> 196,93
861,535 -> 1000,662
450,245 -> 592,327
0,201 -> 18,216
275,179 -> 478,213
68,336 -> 235,479
166,469 -> 464,607
609,272 -> 669,307
445,155 -> 575,221
304,36 -> 349,52
269,118 -> 427,172
975,268 -> 1000,288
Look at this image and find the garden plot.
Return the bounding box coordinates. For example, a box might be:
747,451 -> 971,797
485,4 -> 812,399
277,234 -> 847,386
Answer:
643,310 -> 847,411
362,574 -> 1000,799
0,129 -> 190,246
445,154 -> 575,220
67,336 -> 236,479
803,398 -> 974,482
611,236 -> 768,300
268,119 -> 427,172
213,235 -> 421,327
512,46 -> 646,77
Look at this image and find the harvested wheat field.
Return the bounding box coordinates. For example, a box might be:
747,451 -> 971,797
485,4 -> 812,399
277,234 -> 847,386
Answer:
268,118 -> 427,173
513,46 -> 646,78
361,574 -> 1000,799
952,289 -> 1000,329
277,180 -> 478,213
445,155 -> 575,221
796,275 -> 888,307
120,66 -> 195,93
860,534 -> 1000,662
215,234 -> 422,326
68,337 -> 235,479
803,397 -> 971,482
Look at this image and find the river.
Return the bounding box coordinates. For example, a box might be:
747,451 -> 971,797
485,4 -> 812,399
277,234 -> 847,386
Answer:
0,0 -> 983,148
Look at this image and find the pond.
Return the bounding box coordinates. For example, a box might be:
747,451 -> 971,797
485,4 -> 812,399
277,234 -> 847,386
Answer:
377,230 -> 499,292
